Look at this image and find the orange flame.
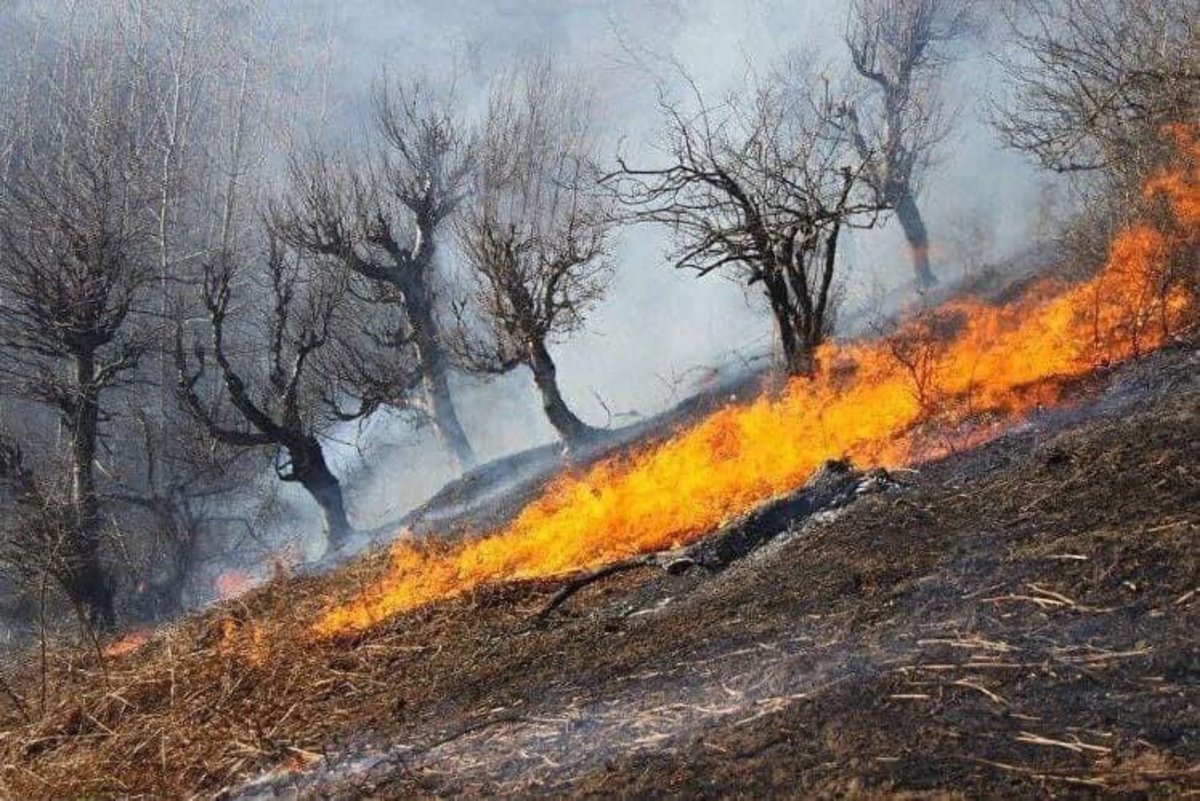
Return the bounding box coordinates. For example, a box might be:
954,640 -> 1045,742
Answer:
217,618 -> 268,667
103,628 -> 152,658
314,135 -> 1197,638
215,570 -> 259,601
1145,124 -> 1200,226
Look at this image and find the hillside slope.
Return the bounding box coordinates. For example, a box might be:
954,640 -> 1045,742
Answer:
0,348 -> 1195,798
251,350 -> 1200,799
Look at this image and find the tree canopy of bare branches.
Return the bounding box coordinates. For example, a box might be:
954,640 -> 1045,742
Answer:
0,28 -> 160,630
837,0 -> 973,288
0,0 -> 326,634
610,71 -> 882,376
280,78 -> 479,470
994,0 -> 1198,188
453,58 -> 613,444
175,231 -> 363,547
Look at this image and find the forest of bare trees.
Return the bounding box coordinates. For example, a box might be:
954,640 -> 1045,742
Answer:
0,0 -> 1194,644
0,2 -> 308,632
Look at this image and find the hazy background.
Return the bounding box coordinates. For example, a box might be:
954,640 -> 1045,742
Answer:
0,0 -> 1051,550
266,0 -> 1049,529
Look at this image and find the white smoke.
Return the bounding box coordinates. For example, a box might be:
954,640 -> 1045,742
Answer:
0,0 -> 1052,587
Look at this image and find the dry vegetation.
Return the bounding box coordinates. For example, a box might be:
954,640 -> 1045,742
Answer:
0,346 -> 1194,798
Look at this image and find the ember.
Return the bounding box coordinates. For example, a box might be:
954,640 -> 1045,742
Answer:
102,629 -> 152,658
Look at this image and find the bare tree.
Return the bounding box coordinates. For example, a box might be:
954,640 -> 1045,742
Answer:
993,0 -> 1198,188
280,79 -> 479,470
175,232 -> 366,548
0,1 -> 382,633
0,34 -> 160,630
610,70 -> 882,376
838,0 -> 973,289
452,59 -> 613,445
0,435 -> 81,626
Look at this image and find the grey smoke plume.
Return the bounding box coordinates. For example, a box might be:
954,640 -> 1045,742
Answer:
0,0 -> 1049,583
292,0 -> 1045,484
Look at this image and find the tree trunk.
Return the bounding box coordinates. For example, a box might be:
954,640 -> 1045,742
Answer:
785,346 -> 815,376
289,436 -> 352,548
762,273 -> 813,376
895,191 -> 936,289
63,551 -> 116,633
401,277 -> 477,471
66,352 -> 115,632
529,340 -> 594,445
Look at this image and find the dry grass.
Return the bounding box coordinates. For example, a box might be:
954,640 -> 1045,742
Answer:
0,357 -> 1195,798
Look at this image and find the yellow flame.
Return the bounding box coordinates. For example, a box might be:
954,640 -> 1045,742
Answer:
313,133 -> 1197,638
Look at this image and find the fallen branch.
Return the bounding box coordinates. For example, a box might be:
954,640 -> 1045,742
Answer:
982,593 -> 1069,609
532,461 -> 877,625
951,679 -> 1008,706
1015,730 -> 1112,755
1026,584 -> 1077,605
533,557 -> 656,624
965,757 -> 1109,788
917,637 -> 1018,653
681,460 -> 866,571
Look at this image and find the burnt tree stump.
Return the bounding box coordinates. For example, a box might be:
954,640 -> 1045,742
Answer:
672,459 -> 867,573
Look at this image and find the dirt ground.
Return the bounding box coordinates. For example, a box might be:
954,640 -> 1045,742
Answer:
0,349 -> 1196,799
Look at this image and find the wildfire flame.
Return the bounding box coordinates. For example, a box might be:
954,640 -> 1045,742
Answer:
314,131 -> 1197,637
103,628 -> 152,658
217,618 -> 268,667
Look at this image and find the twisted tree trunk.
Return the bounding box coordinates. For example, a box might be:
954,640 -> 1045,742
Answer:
287,435 -> 352,548
529,340 -> 594,446
895,191 -> 936,289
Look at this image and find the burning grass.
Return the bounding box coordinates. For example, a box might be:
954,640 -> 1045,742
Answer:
0,357 -> 1194,798
313,140 -> 1198,636
0,130 -> 1195,798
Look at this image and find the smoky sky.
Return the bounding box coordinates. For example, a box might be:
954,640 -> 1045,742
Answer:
280,2 -> 1043,409
0,0 -> 1049,536
252,0 -> 1045,535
